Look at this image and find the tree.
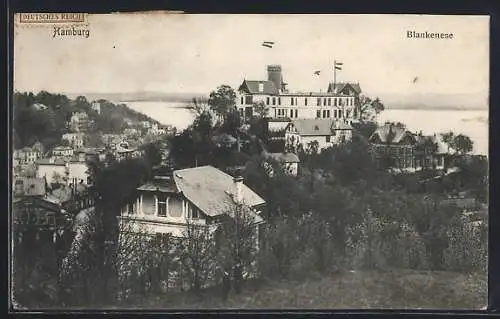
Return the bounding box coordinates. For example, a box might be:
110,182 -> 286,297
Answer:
220,109 -> 242,136
216,203 -> 261,294
358,95 -> 385,121
144,142 -> 162,170
305,140 -> 319,155
85,133 -> 103,148
253,101 -> 270,119
177,221 -> 217,295
353,121 -> 377,139
440,131 -> 455,153
208,85 -> 237,122
453,134 -> 474,155
190,98 -> 211,117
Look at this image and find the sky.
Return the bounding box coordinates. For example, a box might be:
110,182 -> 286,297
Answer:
14,14 -> 489,100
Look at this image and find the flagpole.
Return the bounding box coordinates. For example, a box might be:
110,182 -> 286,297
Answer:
333,60 -> 336,92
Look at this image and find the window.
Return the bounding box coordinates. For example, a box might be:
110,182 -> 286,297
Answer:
128,202 -> 135,214
317,98 -> 321,106
334,98 -> 337,106
245,95 -> 253,105
326,136 -> 331,143
316,110 -> 321,118
314,125 -> 320,131
323,110 -> 327,118
278,97 -> 281,105
190,207 -> 200,219
272,97 -> 276,105
47,215 -> 56,225
266,97 -> 270,105
323,98 -> 327,106
305,98 -> 308,106
158,195 -> 168,217
240,97 -> 244,104
295,109 -> 298,118
291,98 -> 294,106
326,110 -> 330,118
328,98 -> 331,106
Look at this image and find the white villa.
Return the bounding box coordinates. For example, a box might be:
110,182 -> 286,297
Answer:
235,65 -> 361,121
119,166 -> 266,238
285,118 -> 353,153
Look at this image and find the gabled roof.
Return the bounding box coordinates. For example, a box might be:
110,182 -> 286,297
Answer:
238,80 -> 279,95
173,166 -> 266,217
13,177 -> 46,196
370,124 -> 415,145
327,82 -> 362,95
289,119 -> 352,136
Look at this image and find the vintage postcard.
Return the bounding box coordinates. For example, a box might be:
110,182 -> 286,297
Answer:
11,13 -> 489,310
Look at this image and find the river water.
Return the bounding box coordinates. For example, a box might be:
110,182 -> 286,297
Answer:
123,101 -> 488,156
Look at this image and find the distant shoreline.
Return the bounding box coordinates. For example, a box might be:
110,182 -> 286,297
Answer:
121,99 -> 488,112
387,106 -> 488,111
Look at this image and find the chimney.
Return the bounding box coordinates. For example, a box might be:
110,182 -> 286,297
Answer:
233,175 -> 244,204
267,65 -> 283,93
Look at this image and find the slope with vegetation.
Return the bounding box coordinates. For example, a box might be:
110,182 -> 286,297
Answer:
13,91 -> 162,150
12,85 -> 488,309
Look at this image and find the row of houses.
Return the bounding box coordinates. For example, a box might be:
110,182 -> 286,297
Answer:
258,117 -> 450,173
13,142 -> 45,166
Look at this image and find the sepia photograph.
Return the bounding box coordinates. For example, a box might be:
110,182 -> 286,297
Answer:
11,13 -> 489,310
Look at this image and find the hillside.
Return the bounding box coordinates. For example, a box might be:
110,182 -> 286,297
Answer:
13,91 -> 161,149
64,91 -> 208,104
120,269 -> 487,310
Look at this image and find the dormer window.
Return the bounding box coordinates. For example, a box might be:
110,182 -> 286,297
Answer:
314,125 -> 319,131
258,83 -> 264,92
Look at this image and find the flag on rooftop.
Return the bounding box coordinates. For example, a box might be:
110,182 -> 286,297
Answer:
314,70 -> 321,75
334,61 -> 343,70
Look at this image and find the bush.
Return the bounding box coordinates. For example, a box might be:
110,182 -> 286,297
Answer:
443,216 -> 487,273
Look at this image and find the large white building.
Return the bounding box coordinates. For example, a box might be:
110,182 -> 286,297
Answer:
235,65 -> 362,121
